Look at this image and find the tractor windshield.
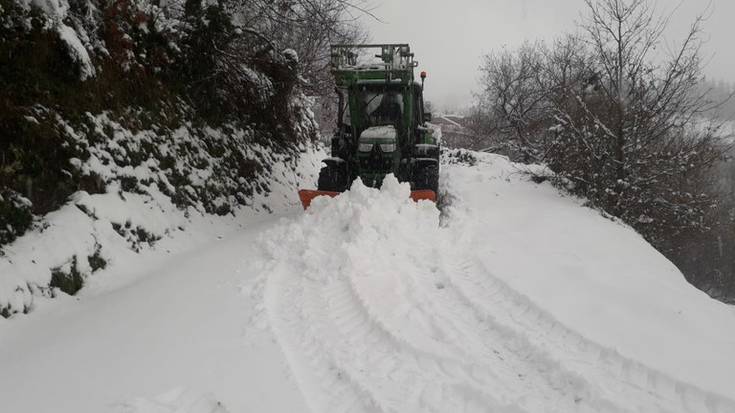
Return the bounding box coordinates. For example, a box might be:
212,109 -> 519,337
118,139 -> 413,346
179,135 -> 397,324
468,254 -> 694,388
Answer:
360,88 -> 404,127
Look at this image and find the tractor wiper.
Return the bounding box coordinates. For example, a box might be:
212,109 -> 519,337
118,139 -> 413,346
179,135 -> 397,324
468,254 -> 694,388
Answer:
363,94 -> 381,112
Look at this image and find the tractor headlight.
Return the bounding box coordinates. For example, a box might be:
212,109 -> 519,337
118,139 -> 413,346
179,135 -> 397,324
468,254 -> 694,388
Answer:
358,143 -> 373,152
379,143 -> 396,152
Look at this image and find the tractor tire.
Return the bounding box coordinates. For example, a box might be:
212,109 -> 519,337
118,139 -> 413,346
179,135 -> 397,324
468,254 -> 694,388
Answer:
318,161 -> 350,192
412,159 -> 439,193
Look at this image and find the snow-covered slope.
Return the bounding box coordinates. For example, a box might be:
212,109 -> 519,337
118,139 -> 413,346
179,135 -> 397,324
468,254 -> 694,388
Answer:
0,119 -> 323,316
446,152 -> 735,403
1,150 -> 734,413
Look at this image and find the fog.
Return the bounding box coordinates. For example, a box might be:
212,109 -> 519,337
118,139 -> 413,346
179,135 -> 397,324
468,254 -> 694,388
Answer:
363,0 -> 735,113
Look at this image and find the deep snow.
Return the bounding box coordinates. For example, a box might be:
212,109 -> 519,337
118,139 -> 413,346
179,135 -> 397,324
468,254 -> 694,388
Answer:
2,150 -> 735,413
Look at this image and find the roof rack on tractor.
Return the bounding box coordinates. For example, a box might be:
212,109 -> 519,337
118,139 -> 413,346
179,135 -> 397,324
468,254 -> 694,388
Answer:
330,44 -> 418,83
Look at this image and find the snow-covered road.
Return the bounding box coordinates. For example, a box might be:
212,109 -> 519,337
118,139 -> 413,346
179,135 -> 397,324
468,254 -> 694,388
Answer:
0,216 -> 307,413
2,151 -> 735,413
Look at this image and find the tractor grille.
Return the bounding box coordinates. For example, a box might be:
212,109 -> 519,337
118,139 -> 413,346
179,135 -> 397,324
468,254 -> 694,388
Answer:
359,147 -> 393,172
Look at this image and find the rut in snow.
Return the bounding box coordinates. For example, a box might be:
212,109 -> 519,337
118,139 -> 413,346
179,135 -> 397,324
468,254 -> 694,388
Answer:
256,175 -> 735,413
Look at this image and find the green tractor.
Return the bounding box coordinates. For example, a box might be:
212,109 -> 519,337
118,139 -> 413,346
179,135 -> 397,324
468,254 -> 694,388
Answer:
299,44 -> 441,209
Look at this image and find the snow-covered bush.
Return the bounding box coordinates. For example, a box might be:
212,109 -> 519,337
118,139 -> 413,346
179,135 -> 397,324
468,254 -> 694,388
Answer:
0,190 -> 33,245
473,0 -> 733,301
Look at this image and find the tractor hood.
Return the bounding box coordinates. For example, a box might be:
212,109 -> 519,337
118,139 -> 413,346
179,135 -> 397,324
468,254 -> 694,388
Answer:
359,125 -> 397,143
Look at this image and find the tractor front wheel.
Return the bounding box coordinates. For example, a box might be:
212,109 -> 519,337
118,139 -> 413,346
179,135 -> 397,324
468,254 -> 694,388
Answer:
412,159 -> 439,194
317,160 -> 350,192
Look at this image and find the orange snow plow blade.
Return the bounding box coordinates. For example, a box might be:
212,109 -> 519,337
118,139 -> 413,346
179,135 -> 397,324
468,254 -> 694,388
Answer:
298,190 -> 340,209
298,189 -> 437,210
409,190 -> 438,203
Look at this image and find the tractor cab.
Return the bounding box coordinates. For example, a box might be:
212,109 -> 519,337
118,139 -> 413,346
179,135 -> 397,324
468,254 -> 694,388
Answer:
363,88 -> 403,125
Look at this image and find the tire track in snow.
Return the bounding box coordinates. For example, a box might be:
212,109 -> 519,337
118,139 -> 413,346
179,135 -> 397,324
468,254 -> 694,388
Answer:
265,235 -> 735,413
448,256 -> 735,413
265,263 -> 380,413
325,272 -> 506,412
265,235 -> 622,411
267,258 -> 517,412
350,234 -> 627,412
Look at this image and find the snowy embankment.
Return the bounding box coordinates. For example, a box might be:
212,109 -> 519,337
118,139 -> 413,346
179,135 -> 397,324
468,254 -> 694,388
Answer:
0,147 -> 324,413
2,150 -> 735,413
0,110 -> 320,316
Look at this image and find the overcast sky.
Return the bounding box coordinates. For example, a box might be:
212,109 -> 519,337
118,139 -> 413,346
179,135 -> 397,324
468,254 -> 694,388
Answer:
362,0 -> 735,112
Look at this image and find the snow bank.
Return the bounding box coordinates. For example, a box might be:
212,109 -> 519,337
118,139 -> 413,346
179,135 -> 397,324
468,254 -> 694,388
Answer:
443,150 -> 735,403
0,121 -> 324,317
0,188 -> 182,313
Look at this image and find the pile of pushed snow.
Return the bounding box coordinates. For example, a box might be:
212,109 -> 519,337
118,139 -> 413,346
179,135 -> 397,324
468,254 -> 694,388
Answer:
259,177 -> 503,412
262,174 -> 441,284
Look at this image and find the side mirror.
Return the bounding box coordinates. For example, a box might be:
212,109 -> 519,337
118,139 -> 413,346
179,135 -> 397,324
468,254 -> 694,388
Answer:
423,112 -> 432,123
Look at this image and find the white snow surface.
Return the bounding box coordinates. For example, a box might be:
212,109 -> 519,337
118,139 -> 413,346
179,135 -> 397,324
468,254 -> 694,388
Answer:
2,150 -> 735,412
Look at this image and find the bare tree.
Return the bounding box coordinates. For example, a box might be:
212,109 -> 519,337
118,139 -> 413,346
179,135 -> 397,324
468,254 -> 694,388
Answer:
476,37 -> 593,162
240,0 -> 370,90
175,0 -> 371,135
477,42 -> 551,161
543,34 -> 591,117
550,0 -> 729,246
235,0 -> 371,133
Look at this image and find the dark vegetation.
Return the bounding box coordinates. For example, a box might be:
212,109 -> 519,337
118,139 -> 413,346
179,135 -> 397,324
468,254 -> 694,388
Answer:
0,0 -> 366,312
0,0 -> 365,244
470,0 -> 735,302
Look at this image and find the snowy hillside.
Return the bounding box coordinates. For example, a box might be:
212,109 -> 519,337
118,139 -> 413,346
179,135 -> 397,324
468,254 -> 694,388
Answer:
0,135 -> 322,317
1,150 -> 735,413
0,0 -> 322,312
0,0 -> 321,316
